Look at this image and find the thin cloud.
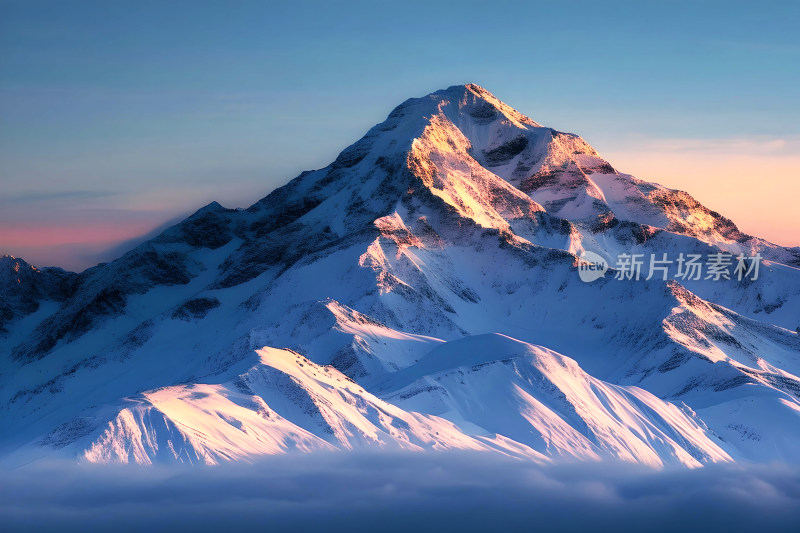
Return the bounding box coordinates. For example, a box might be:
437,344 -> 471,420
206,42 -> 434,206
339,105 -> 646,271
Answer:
605,135 -> 800,156
0,190 -> 117,205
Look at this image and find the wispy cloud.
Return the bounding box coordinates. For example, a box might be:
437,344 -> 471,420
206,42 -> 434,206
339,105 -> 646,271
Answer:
711,39 -> 800,56
608,135 -> 800,156
0,190 -> 117,205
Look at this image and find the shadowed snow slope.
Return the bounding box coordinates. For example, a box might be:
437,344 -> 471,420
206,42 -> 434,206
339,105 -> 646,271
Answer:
1,84 -> 799,467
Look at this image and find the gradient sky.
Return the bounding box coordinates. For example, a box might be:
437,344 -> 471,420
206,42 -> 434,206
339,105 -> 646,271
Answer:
1,0 -> 798,271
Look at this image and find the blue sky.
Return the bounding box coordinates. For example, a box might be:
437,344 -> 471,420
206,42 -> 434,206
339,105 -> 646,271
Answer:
1,0 -> 798,270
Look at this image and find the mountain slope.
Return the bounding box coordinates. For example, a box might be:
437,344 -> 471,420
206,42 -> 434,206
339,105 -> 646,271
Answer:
59,347 -> 540,465
373,333 -> 733,468
1,83 -> 799,467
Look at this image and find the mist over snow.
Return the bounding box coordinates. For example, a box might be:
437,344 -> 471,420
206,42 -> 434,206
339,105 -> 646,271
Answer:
2,451 -> 799,533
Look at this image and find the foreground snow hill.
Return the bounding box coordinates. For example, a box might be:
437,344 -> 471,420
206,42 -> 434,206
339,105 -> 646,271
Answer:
1,83 -> 799,467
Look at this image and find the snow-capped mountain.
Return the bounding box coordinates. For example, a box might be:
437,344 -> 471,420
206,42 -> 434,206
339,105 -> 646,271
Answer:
2,84 -> 799,467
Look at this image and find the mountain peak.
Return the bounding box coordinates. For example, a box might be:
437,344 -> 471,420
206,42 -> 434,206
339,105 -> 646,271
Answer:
426,83 -> 543,129
438,82 -> 491,98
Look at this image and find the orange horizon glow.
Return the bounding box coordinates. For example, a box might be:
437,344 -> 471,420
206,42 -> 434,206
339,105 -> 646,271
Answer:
602,136 -> 800,248
1,222 -> 160,249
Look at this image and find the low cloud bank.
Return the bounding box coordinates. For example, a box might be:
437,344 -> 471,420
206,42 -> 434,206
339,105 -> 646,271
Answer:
2,451 -> 799,532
